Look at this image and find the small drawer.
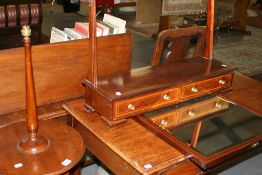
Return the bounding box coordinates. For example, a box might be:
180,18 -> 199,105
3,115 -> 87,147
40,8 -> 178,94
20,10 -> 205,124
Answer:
181,74 -> 232,100
151,111 -> 178,129
178,97 -> 229,124
114,88 -> 179,119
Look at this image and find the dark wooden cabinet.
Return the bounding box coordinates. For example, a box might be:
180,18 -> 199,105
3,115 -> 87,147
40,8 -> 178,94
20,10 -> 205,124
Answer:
84,57 -> 234,126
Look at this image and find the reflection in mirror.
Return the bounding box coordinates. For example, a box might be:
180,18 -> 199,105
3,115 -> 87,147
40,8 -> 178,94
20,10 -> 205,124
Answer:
145,95 -> 262,157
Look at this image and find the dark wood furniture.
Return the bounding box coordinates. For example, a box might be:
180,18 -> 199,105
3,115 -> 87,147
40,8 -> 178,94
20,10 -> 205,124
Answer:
0,0 -> 43,41
150,26 -> 207,65
63,99 -> 201,175
146,96 -> 229,128
0,26 -> 85,174
0,120 -> 85,175
251,0 -> 262,9
18,25 -> 49,154
84,0 -> 234,126
0,33 -> 132,116
140,94 -> 262,169
0,1 -> 260,175
63,74 -> 262,174
84,58 -> 234,126
0,21 -> 132,173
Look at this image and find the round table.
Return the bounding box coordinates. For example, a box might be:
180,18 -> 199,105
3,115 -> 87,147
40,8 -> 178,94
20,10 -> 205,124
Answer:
0,120 -> 85,175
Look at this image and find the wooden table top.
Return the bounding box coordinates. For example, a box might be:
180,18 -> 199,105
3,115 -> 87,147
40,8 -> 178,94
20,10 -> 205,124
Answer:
0,120 -> 85,175
62,74 -> 262,175
63,100 -> 187,175
220,74 -> 262,115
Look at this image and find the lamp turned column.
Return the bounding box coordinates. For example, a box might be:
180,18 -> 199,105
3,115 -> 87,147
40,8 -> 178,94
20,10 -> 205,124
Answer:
17,25 -> 50,154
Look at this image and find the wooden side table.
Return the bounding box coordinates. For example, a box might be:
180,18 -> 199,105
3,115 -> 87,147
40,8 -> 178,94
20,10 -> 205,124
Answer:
0,120 -> 85,175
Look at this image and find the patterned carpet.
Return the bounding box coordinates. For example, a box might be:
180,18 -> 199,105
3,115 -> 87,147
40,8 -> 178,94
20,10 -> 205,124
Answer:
214,33 -> 262,76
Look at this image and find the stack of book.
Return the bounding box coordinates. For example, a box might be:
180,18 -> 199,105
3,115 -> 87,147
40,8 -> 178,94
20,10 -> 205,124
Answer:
50,14 -> 126,43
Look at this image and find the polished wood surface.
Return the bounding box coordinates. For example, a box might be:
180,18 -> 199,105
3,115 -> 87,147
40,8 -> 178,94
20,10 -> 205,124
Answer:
23,26 -> 39,137
63,99 -> 186,175
220,74 -> 262,115
64,74 -> 262,174
85,57 -> 234,124
0,99 -> 73,129
138,107 -> 261,169
137,73 -> 262,169
151,26 -> 207,66
0,120 -> 85,175
178,97 -> 228,125
18,26 -> 49,154
234,0 -> 251,32
148,96 -> 229,128
0,33 -> 132,116
205,0 -> 214,59
88,0 -> 98,86
160,160 -> 204,175
114,87 -> 179,120
91,58 -> 233,101
181,74 -> 232,100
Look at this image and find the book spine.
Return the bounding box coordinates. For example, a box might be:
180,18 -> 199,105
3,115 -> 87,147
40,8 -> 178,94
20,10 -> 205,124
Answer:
103,14 -> 126,34
97,22 -> 110,36
74,22 -> 104,37
64,28 -> 84,39
50,27 -> 73,43
75,22 -> 89,38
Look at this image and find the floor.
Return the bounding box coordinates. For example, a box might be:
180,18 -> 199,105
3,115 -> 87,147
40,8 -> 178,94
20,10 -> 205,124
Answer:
34,3 -> 262,175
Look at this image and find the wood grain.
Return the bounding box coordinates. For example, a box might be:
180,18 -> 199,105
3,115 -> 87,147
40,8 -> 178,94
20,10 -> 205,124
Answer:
219,74 -> 262,115
63,99 -> 186,175
0,99 -> 75,129
0,120 -> 85,175
160,160 -> 204,175
0,34 -> 132,115
86,57 -> 234,124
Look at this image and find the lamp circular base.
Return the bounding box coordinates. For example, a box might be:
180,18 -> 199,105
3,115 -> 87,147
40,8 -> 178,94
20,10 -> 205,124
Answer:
17,134 -> 50,154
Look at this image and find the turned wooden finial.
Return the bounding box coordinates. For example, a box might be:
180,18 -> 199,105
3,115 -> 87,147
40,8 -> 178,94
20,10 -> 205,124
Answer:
21,25 -> 31,40
17,25 -> 50,154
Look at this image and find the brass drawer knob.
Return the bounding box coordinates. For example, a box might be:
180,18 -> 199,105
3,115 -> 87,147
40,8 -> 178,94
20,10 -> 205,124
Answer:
188,110 -> 196,117
163,94 -> 171,101
191,87 -> 198,93
251,142 -> 259,148
128,104 -> 136,111
219,79 -> 226,85
160,119 -> 168,127
215,102 -> 222,108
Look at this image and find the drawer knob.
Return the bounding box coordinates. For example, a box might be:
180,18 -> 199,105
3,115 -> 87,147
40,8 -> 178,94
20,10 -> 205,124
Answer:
128,104 -> 136,111
251,142 -> 259,148
219,79 -> 226,85
215,102 -> 222,108
191,87 -> 198,93
160,119 -> 168,127
188,110 -> 196,117
163,95 -> 171,101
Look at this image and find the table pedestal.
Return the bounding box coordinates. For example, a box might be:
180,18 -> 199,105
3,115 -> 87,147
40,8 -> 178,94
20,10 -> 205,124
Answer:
0,120 -> 85,175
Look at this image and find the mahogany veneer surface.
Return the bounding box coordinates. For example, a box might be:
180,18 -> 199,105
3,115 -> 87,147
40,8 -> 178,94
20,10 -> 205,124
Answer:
92,57 -> 234,101
0,120 -> 85,175
220,74 -> 262,115
0,33 -> 132,116
0,98 -> 78,129
63,99 -> 186,175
